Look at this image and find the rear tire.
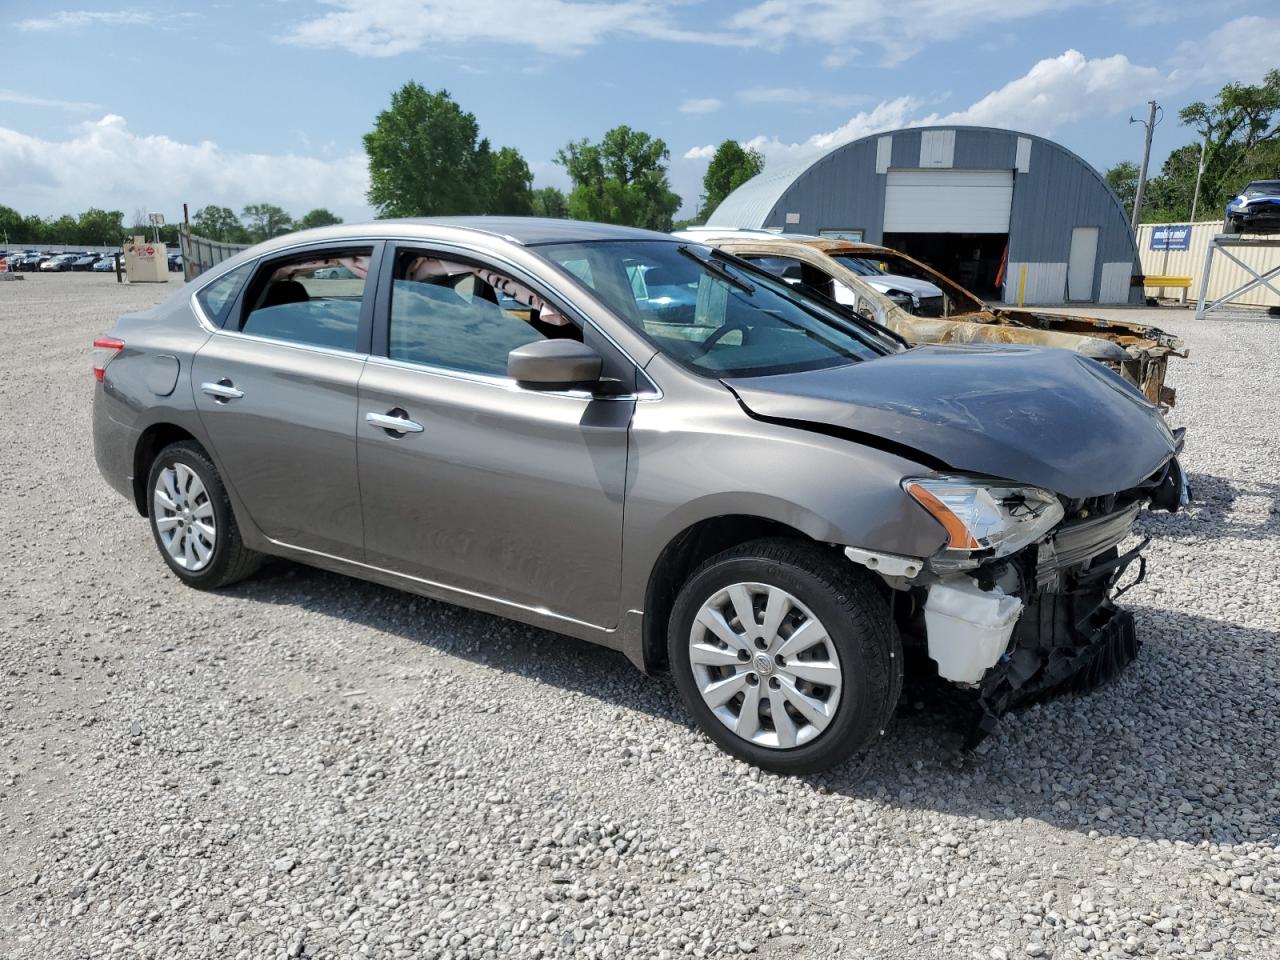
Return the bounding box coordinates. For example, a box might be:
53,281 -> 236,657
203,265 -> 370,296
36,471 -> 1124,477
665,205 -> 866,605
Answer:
146,441 -> 262,589
667,538 -> 901,775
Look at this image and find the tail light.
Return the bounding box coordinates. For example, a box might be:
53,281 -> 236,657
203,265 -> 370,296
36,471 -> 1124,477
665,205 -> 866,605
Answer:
92,337 -> 124,381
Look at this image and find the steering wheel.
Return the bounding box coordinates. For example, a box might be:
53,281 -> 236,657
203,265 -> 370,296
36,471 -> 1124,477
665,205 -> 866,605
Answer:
690,319 -> 750,359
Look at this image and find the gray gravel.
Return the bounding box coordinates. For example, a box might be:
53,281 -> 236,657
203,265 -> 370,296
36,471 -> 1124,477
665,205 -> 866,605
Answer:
2,273 -> 1278,959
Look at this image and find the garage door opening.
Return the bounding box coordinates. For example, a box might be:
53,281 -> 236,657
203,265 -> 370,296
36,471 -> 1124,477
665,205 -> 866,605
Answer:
882,232 -> 1009,302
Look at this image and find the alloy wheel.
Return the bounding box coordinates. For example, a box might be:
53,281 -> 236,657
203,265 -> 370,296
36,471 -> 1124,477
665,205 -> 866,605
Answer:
152,463 -> 216,572
688,582 -> 843,749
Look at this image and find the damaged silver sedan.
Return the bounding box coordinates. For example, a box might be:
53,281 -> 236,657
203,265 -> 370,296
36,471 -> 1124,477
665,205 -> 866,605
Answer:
92,218 -> 1185,774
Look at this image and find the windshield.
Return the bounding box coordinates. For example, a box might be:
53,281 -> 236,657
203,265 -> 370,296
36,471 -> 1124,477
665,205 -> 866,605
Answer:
1243,181 -> 1280,198
536,239 -> 887,377
832,255 -> 888,278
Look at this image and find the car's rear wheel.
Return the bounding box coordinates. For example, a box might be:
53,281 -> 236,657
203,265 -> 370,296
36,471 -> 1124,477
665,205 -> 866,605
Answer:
667,538 -> 901,774
146,441 -> 261,589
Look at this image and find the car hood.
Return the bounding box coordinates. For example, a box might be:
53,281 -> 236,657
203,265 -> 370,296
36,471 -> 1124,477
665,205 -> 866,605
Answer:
864,273 -> 943,299
725,344 -> 1178,499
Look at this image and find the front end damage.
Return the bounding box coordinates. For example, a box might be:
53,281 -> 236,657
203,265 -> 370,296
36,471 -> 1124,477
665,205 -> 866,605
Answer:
849,448 -> 1188,746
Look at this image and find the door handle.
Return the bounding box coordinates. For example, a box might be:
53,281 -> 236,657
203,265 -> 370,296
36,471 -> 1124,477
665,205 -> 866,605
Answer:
366,410 -> 424,434
201,379 -> 244,402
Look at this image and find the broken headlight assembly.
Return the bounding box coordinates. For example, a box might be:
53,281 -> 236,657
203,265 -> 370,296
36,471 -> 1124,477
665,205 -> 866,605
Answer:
903,476 -> 1065,571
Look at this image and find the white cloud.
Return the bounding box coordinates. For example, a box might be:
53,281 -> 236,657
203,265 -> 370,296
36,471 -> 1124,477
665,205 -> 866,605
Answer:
0,89 -> 99,111
683,144 -> 717,160
0,115 -> 371,222
679,98 -> 724,114
724,0 -> 1108,66
285,0 -> 733,57
738,87 -> 871,110
737,96 -> 923,164
1169,16 -> 1280,87
19,9 -> 152,30
923,49 -> 1163,133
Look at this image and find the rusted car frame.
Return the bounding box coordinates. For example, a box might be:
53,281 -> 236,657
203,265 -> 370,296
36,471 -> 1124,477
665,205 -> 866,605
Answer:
696,236 -> 1187,406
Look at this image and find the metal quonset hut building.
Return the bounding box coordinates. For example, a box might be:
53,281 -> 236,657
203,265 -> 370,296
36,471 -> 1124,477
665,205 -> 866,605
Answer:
708,126 -> 1143,305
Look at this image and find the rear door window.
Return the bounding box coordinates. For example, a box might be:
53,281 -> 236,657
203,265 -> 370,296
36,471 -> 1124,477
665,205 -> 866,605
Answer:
239,248 -> 373,351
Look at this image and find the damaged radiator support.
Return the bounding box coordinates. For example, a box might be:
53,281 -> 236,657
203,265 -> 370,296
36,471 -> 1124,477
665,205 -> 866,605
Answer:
967,538 -> 1148,748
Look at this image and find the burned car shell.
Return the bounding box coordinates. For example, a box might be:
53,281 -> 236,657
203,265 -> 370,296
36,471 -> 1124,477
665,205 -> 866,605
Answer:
694,235 -> 1187,407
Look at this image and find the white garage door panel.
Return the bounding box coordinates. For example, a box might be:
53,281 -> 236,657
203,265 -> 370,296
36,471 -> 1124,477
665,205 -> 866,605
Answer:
884,169 -> 1014,233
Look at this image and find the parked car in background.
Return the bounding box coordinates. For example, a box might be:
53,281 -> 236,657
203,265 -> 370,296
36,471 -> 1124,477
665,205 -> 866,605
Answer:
71,254 -> 99,271
683,231 -> 1187,407
168,253 -> 184,273
676,227 -> 944,313
92,217 -> 1187,773
1224,180 -> 1280,234
92,255 -> 119,272
41,254 -> 79,272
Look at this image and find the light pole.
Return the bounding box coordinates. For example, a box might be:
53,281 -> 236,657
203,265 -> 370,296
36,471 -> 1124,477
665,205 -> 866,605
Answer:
1129,100 -> 1162,231
1189,135 -> 1208,223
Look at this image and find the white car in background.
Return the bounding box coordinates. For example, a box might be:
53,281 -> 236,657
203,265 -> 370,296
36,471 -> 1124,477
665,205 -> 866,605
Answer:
674,227 -> 944,314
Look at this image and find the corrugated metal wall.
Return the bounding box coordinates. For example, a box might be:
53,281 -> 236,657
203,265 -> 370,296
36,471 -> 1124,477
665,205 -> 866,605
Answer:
1136,222 -> 1280,308
735,126 -> 1140,305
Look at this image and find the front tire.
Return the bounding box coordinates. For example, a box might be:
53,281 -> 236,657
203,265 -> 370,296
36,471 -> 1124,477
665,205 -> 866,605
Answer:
667,538 -> 901,775
146,441 -> 261,589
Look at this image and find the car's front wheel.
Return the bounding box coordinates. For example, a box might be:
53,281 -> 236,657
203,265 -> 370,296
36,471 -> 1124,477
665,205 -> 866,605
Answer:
146,441 -> 262,589
668,538 -> 901,775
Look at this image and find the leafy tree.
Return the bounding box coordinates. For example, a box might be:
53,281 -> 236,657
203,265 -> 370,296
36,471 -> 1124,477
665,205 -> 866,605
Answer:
364,83 -> 493,217
531,186 -> 568,219
0,205 -> 26,244
556,125 -> 681,231
76,208 -> 125,246
192,205 -> 247,243
699,141 -> 764,220
1139,70 -> 1280,222
486,147 -> 534,215
45,214 -> 78,243
241,203 -> 294,243
1103,160 -> 1139,221
23,215 -> 46,243
295,208 -> 344,230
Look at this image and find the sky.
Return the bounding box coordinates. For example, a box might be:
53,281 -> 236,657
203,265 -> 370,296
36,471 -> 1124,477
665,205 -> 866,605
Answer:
0,0 -> 1275,225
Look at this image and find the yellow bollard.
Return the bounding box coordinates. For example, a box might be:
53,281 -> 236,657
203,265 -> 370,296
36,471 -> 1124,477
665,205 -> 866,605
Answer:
1017,265 -> 1027,307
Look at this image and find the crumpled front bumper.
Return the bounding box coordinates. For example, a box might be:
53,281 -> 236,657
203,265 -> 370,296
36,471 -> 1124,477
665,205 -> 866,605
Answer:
968,542 -> 1145,746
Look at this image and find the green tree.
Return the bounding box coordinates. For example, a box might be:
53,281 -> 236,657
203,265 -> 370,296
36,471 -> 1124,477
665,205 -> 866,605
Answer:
531,186 -> 569,219
556,125 -> 681,230
23,215 -> 47,243
486,147 -> 534,215
192,205 -> 247,242
1140,69 -> 1280,222
0,205 -> 27,244
364,83 -> 493,217
241,203 -> 293,243
295,208 -> 344,230
1103,160 -> 1139,221
45,214 -> 78,244
76,208 -> 125,246
699,140 -> 764,220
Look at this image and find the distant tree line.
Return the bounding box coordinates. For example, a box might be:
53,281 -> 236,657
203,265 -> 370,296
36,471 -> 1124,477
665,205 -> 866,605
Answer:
191,204 -> 344,243
1105,70 -> 1280,223
0,206 -> 130,246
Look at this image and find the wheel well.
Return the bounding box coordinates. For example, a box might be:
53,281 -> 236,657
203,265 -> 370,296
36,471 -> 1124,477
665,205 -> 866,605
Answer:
642,516 -> 823,672
132,424 -> 202,516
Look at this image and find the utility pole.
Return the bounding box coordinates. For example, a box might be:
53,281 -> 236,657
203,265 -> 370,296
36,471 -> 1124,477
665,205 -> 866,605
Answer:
1129,100 -> 1161,231
1189,135 -> 1208,223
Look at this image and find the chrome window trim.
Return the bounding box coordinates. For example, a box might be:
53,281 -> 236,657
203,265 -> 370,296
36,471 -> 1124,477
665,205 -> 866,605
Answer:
365,354 -> 651,402
189,233 -> 662,398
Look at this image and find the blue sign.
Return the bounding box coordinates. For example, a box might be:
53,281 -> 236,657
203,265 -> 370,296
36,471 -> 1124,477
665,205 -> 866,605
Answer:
1150,224 -> 1191,251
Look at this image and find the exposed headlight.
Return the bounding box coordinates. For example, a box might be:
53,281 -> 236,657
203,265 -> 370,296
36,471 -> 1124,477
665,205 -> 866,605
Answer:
903,476 -> 1065,561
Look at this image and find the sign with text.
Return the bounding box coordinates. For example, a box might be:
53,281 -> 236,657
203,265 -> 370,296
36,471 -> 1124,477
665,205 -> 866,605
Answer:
1150,224 -> 1191,251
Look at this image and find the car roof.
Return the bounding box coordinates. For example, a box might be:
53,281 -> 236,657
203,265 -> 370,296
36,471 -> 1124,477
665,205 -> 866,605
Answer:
360,216 -> 675,246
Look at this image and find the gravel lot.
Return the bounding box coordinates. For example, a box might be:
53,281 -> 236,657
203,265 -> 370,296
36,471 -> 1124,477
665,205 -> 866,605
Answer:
1,272 -> 1277,960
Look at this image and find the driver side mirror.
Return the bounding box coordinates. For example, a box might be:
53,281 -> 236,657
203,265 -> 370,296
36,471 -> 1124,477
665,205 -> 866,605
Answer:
508,339 -> 603,390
